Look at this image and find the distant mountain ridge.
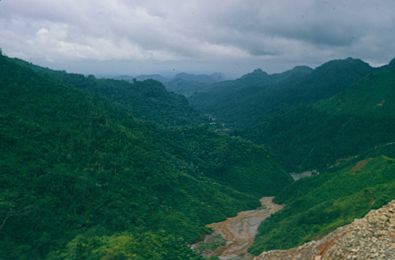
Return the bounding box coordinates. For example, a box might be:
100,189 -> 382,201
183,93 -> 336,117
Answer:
174,72 -> 225,83
190,58 -> 373,126
134,74 -> 169,82
112,72 -> 225,97
188,57 -> 395,171
13,58 -> 204,126
165,72 -> 225,97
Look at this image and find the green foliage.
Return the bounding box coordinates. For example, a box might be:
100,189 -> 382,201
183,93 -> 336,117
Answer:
5,50 -> 393,259
190,58 -> 377,171
249,156 -> 395,254
13,58 -> 205,126
190,58 -> 371,128
0,54 -> 289,258
48,232 -> 201,260
162,126 -> 292,196
190,58 -> 395,255
248,65 -> 395,170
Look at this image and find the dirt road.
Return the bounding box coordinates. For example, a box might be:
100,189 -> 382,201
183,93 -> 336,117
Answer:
201,197 -> 283,259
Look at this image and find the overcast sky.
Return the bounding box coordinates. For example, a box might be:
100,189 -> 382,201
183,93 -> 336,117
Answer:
1,0 -> 394,77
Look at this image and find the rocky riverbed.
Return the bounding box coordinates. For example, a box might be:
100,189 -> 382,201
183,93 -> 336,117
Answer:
194,197 -> 283,259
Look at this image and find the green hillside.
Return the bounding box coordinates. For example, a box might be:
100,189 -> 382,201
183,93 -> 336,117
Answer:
0,54 -> 290,259
188,57 -> 395,257
190,58 -> 371,128
247,64 -> 395,170
249,62 -> 395,250
13,58 -> 204,126
165,127 -> 292,196
10,56 -> 291,196
3,51 -> 395,259
190,57 -> 395,172
250,155 -> 395,254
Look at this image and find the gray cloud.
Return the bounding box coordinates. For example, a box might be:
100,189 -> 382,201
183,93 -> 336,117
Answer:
0,0 -> 394,76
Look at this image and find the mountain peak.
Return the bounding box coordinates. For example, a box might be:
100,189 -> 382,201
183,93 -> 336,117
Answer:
239,68 -> 269,82
252,68 -> 268,75
389,58 -> 395,67
315,57 -> 372,73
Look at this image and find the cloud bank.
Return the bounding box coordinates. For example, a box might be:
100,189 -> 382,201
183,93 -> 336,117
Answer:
0,0 -> 394,76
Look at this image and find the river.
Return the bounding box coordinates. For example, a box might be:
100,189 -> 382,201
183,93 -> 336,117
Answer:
194,197 -> 283,259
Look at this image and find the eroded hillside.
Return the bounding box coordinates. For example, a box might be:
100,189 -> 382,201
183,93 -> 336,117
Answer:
255,200 -> 395,260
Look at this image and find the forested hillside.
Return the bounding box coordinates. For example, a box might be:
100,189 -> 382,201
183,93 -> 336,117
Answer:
14,58 -> 204,126
0,54 -> 290,259
190,58 -> 372,128
250,154 -> 395,254
190,58 -> 395,171
187,57 -> 395,257
243,63 -> 395,170
2,53 -> 395,259
2,1 -> 394,259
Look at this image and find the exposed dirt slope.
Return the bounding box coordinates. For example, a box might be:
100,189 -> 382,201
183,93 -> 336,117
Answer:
255,200 -> 395,260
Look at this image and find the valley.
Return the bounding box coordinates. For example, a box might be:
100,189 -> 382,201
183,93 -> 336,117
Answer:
1,52 -> 394,259
1,1 -> 395,259
195,197 -> 283,259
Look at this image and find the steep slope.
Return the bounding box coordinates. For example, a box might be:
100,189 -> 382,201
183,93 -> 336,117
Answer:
191,57 -> 394,171
13,58 -> 204,126
290,57 -> 372,102
250,155 -> 395,255
162,126 -> 292,196
249,63 -> 395,170
0,54 -> 290,259
190,58 -> 371,128
256,200 -> 395,260
189,68 -> 276,126
14,57 -> 292,196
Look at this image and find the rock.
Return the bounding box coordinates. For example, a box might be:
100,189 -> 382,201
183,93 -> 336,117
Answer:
254,200 -> 395,260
